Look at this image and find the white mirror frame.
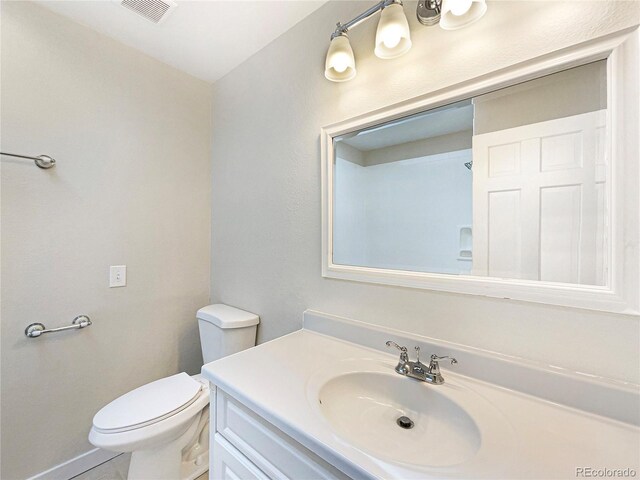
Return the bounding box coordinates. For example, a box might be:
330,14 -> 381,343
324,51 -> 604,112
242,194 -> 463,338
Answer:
321,28 -> 640,315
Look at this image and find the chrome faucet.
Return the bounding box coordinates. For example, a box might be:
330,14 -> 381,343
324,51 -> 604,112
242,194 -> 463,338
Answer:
386,341 -> 457,385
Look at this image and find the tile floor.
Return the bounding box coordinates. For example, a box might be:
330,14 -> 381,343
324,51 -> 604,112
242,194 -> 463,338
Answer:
71,454 -> 208,480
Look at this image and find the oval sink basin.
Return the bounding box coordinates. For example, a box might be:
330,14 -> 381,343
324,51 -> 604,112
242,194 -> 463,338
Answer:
317,371 -> 480,467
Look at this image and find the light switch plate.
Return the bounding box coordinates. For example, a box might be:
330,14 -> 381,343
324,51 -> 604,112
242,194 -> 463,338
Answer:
109,265 -> 127,287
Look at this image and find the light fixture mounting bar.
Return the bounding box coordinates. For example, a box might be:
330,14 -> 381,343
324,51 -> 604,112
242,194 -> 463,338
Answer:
331,0 -> 398,39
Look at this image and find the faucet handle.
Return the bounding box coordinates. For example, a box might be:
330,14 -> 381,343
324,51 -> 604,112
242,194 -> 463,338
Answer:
386,340 -> 408,355
386,341 -> 410,374
425,354 -> 458,385
430,354 -> 458,365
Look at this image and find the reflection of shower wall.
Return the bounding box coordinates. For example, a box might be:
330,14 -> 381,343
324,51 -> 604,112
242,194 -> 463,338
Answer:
333,150 -> 473,274
365,150 -> 473,274
333,157 -> 368,266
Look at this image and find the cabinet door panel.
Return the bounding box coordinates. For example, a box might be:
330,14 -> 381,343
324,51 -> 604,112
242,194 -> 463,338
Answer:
213,434 -> 269,480
216,390 -> 350,480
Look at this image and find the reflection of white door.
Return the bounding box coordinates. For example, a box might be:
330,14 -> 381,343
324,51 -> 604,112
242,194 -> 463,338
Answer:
472,110 -> 607,285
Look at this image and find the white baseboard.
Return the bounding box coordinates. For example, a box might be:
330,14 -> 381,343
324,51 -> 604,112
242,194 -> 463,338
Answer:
27,448 -> 120,480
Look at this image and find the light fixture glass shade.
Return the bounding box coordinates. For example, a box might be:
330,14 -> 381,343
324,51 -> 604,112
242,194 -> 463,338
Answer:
325,34 -> 356,82
374,3 -> 412,59
439,0 -> 487,30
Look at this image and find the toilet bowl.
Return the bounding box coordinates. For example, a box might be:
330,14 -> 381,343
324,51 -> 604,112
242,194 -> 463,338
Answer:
89,304 -> 259,480
89,373 -> 210,480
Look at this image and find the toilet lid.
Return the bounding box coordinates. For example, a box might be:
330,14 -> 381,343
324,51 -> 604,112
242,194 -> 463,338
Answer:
93,372 -> 202,432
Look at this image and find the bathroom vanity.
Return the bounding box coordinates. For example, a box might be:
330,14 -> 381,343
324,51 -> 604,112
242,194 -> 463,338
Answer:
202,310 -> 640,479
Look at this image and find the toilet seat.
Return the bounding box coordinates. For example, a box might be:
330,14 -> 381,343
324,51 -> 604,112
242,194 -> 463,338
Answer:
89,374 -> 210,455
93,373 -> 203,434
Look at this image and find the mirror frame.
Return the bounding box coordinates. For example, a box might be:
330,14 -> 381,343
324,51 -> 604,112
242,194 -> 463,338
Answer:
321,28 -> 639,315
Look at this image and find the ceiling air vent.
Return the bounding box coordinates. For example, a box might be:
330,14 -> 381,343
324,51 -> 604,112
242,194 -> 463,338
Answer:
120,0 -> 177,24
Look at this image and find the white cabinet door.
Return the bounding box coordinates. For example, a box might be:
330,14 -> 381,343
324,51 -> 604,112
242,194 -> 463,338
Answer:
472,110 -> 607,285
216,390 -> 350,480
212,434 -> 269,480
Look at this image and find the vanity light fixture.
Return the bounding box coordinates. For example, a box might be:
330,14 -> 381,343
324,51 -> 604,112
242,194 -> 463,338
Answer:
325,0 -> 411,82
325,0 -> 487,82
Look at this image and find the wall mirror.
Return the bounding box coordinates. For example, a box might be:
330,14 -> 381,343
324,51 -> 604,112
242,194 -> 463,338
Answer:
321,30 -> 639,314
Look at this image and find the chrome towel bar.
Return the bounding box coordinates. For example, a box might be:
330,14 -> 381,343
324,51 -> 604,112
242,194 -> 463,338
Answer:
25,315 -> 92,338
1,151 -> 56,169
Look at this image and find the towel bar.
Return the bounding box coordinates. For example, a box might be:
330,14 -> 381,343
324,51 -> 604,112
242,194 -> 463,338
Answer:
25,315 -> 92,338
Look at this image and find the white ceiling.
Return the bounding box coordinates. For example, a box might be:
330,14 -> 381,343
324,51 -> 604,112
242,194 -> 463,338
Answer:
36,0 -> 328,83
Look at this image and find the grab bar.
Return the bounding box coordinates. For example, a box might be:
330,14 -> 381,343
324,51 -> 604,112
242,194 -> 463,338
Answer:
1,151 -> 56,169
25,315 -> 92,338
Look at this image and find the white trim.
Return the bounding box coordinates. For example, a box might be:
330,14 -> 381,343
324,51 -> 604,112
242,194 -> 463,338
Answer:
27,448 -> 120,480
321,28 -> 640,315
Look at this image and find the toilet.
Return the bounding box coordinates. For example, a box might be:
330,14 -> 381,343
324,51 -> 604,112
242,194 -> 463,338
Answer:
88,304 -> 259,480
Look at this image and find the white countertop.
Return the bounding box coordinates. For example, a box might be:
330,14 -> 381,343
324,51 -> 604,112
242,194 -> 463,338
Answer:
202,317 -> 640,479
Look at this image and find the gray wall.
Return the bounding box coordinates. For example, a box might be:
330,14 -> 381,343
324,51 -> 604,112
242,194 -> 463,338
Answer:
1,3 -> 212,478
210,0 -> 640,385
474,60 -> 607,134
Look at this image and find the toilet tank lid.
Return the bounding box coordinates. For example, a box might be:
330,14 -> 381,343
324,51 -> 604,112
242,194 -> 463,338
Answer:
197,304 -> 259,329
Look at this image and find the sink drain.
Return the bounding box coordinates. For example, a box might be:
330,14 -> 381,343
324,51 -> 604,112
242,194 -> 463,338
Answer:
396,415 -> 414,429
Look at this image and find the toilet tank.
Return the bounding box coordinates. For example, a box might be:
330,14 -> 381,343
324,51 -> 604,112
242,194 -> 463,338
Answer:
196,304 -> 259,364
